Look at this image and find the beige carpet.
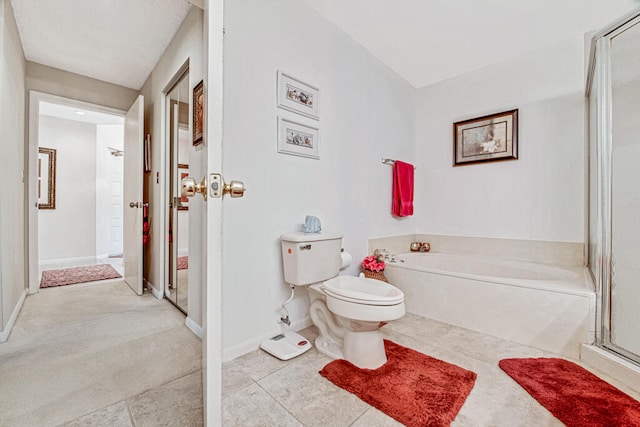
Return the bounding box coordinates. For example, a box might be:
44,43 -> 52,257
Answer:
0,281 -> 202,426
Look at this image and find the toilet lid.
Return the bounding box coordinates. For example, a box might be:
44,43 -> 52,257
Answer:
322,276 -> 404,306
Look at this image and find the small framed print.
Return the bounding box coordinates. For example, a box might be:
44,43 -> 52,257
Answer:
453,109 -> 518,166
193,80 -> 204,146
277,116 -> 320,160
277,71 -> 319,120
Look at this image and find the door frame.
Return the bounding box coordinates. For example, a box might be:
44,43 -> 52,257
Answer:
27,91 -> 126,295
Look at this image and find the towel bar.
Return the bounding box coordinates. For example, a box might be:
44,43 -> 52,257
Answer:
381,158 -> 416,169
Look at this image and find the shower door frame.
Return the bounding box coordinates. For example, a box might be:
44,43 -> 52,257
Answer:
586,8 -> 640,366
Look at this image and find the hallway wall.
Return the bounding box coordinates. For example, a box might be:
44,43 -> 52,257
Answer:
38,115 -> 97,262
26,62 -> 138,112
0,0 -> 26,337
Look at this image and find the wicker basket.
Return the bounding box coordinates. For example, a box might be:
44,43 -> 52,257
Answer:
363,269 -> 388,282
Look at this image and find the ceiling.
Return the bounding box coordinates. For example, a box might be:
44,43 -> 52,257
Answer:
11,0 -> 192,90
39,102 -> 124,125
10,1 -> 640,91
300,0 -> 640,88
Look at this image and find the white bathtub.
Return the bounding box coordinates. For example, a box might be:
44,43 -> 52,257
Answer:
384,252 -> 595,358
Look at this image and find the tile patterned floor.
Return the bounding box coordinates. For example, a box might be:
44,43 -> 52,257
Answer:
4,279 -> 639,426
221,313 -> 640,427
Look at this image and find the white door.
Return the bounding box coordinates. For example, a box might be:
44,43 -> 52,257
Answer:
204,1 -> 224,424
123,95 -> 144,295
109,153 -> 124,256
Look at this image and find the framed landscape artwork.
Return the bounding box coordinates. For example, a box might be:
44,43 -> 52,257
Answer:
453,109 -> 518,166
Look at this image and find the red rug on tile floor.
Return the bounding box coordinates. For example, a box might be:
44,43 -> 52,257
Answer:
40,264 -> 122,288
320,340 -> 477,427
177,256 -> 188,270
499,358 -> 640,427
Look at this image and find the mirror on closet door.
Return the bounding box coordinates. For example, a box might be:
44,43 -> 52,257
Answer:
166,68 -> 190,314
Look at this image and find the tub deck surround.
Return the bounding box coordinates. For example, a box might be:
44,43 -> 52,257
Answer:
368,234 -> 585,267
396,252 -> 590,297
384,252 -> 595,359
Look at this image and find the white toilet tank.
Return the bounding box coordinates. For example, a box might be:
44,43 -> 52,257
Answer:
281,231 -> 343,286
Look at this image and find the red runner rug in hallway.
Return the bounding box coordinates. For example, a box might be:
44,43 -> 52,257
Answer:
40,264 -> 122,288
177,256 -> 188,270
499,358 -> 640,427
320,340 -> 477,427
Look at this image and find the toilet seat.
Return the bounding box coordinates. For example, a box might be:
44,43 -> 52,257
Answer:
322,276 -> 404,306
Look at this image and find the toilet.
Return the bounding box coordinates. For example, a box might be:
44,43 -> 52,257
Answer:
281,231 -> 405,369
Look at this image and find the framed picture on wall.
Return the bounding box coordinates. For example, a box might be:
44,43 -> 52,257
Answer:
277,116 -> 320,160
453,109 -> 518,166
193,80 -> 204,146
277,71 -> 319,120
38,147 -> 57,209
178,163 -> 189,210
144,134 -> 151,172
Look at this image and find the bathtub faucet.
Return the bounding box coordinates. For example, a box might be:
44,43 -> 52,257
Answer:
374,249 -> 403,263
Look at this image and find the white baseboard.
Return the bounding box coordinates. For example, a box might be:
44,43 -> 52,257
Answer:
39,256 -> 97,267
96,254 -> 109,262
222,317 -> 313,362
144,279 -> 163,300
0,289 -> 27,343
580,344 -> 640,393
178,248 -> 189,256
186,317 -> 203,339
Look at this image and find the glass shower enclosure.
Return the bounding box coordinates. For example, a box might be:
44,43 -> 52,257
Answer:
587,9 -> 640,365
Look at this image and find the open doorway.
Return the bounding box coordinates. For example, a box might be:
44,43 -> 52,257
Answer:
29,93 -> 129,291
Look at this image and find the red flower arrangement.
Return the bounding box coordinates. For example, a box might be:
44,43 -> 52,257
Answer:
362,255 -> 385,272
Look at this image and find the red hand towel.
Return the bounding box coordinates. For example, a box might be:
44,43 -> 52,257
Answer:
392,160 -> 414,217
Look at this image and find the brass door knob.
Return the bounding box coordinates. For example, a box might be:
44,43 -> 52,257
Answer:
181,176 -> 207,201
224,180 -> 245,198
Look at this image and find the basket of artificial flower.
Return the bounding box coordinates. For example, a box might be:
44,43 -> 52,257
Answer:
361,254 -> 388,282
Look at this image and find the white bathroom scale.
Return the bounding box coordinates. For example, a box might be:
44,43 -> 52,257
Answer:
259,331 -> 312,360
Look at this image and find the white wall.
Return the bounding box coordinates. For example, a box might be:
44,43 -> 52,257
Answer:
38,116 -> 97,262
0,0 -> 26,332
415,35 -> 586,243
140,7 -> 203,326
96,124 -> 124,258
26,62 -> 138,112
222,0 -> 416,356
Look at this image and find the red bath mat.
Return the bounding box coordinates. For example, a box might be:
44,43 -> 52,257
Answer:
320,340 -> 476,427
40,264 -> 122,288
499,358 -> 640,426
